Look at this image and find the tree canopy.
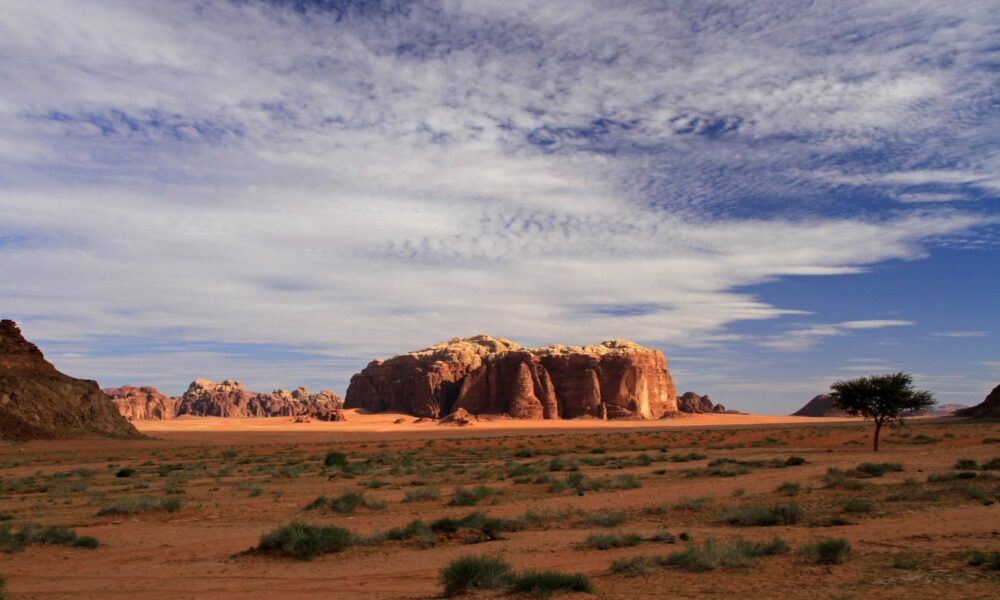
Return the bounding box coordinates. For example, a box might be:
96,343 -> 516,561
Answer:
830,372 -> 935,452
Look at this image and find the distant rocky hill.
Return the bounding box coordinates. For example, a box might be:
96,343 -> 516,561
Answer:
924,403 -> 969,416
175,380 -> 343,419
104,385 -> 178,420
676,391 -> 731,414
0,320 -> 141,440
792,394 -> 849,417
344,335 -> 677,419
955,385 -> 1000,419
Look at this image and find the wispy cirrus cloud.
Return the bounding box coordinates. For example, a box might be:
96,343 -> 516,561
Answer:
0,0 -> 996,403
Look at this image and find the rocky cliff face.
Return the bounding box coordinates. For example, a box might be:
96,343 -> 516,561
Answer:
175,380 -> 343,418
345,335 -> 677,419
792,394 -> 848,417
955,385 -> 1000,419
0,320 -> 142,440
104,386 -> 178,420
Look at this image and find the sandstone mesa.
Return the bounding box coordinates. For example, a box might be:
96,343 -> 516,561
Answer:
344,335 -> 677,420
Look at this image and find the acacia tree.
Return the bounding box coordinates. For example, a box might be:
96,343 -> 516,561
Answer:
830,372 -> 935,452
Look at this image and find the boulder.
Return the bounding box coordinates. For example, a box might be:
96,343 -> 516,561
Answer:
955,385 -> 1000,419
345,335 -> 677,419
0,320 -> 142,440
104,386 -> 178,420
439,407 -> 476,426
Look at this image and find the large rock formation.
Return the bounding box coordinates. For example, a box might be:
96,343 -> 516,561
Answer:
175,380 -> 343,418
104,386 -> 178,421
677,391 -> 716,413
0,320 -> 142,440
955,385 -> 1000,419
345,335 -> 677,419
792,394 -> 848,417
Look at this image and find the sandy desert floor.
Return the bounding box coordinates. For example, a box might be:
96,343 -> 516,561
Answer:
1,413 -> 999,599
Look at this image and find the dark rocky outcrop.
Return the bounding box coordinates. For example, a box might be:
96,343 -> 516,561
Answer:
677,392 -> 716,413
792,394 -> 848,417
104,386 -> 178,421
0,320 -> 142,440
955,385 -> 1000,419
344,335 -> 677,419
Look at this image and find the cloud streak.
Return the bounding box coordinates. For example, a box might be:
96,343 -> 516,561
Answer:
0,0 -> 996,399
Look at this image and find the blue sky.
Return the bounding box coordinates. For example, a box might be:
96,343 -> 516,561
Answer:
0,0 -> 997,413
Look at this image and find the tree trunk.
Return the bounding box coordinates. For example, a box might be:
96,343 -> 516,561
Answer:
873,419 -> 882,452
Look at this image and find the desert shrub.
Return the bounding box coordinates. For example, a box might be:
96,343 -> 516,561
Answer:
724,503 -> 802,526
440,555 -> 512,596
578,511 -> 625,527
802,538 -> 851,564
892,553 -> 919,569
887,479 -> 939,501
583,532 -> 641,550
97,496 -> 181,516
0,523 -> 98,553
670,452 -> 707,462
776,482 -> 801,497
323,450 -> 349,468
954,459 -> 978,470
822,469 -> 867,490
664,537 -> 790,571
854,463 -> 903,478
509,570 -> 593,595
842,498 -> 874,513
449,485 -> 495,506
255,522 -> 355,560
430,512 -> 524,537
115,467 -> 138,478
403,486 -> 440,503
674,496 -> 711,511
951,481 -> 989,501
785,456 -> 807,466
609,555 -> 656,576
305,492 -> 385,513
967,550 -> 1000,570
0,514 -> 12,522
982,456 -> 1000,471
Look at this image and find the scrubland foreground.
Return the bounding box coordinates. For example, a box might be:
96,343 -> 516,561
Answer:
2,420 -> 999,599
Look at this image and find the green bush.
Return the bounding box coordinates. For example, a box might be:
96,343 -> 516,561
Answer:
982,456 -> 1000,471
724,503 -> 802,526
115,467 -> 138,478
664,537 -> 790,571
842,498 -> 874,513
968,550 -> 1000,570
97,496 -> 182,516
403,486 -> 440,503
449,485 -> 495,506
579,511 -> 626,527
305,492 -> 386,514
854,463 -> 903,477
776,482 -> 801,497
0,523 -> 99,553
609,555 -> 656,576
323,450 -> 349,468
440,555 -> 512,596
583,532 -> 641,550
803,538 -> 851,564
255,522 -> 355,560
954,459 -> 978,470
785,456 -> 807,466
509,570 -> 593,595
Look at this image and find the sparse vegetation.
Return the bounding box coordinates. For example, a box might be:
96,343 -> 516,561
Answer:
255,522 -> 355,560
583,531 -> 642,550
403,486 -> 440,503
97,496 -> 182,516
449,485 -> 496,506
440,555 -> 512,596
305,492 -> 386,513
802,538 -> 851,564
509,570 -> 593,595
723,503 -> 803,526
0,523 -> 98,553
663,537 -> 791,571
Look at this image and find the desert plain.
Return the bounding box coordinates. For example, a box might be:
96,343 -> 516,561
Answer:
2,412 -> 999,599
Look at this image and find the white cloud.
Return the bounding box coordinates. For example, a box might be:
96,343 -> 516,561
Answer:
0,0 -> 996,395
931,331 -> 990,338
761,320 -> 915,351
